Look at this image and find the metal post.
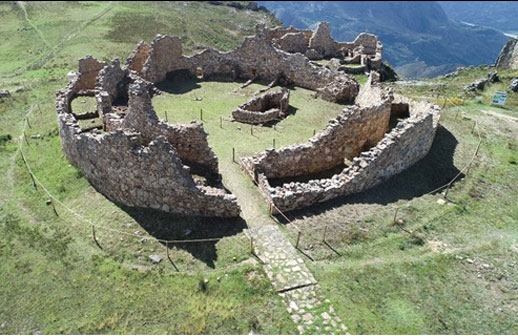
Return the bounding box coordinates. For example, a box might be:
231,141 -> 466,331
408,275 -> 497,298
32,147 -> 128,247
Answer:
454,109 -> 459,120
200,109 -> 203,121
232,147 -> 235,163
250,236 -> 254,254
38,104 -> 42,115
471,121 -> 476,134
475,140 -> 481,157
273,138 -> 275,148
220,116 -> 223,128
313,129 -> 316,136
250,125 -> 253,136
26,117 -> 31,128
165,111 -> 168,122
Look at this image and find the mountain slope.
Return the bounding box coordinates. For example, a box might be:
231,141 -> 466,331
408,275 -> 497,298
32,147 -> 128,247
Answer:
258,1 -> 508,78
439,1 -> 518,35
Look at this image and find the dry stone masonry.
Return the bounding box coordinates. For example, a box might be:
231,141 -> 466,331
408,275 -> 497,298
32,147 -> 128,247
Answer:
57,22 -> 438,219
264,22 -> 383,75
232,88 -> 290,124
241,74 -> 440,214
57,23 -> 363,217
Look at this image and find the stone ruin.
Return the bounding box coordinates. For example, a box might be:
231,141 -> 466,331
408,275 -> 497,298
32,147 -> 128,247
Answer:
57,23 -> 439,218
232,88 -> 290,124
241,73 -> 440,213
264,22 -> 383,75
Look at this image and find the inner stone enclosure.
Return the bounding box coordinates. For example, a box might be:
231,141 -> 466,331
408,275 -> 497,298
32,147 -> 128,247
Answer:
57,23 -> 440,218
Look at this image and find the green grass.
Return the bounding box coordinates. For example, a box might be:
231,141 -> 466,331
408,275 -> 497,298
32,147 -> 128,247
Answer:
2,0 -> 518,334
0,2 -> 298,334
283,67 -> 518,334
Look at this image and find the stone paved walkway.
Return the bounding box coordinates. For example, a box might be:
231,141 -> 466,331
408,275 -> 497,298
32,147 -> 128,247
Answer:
248,225 -> 348,334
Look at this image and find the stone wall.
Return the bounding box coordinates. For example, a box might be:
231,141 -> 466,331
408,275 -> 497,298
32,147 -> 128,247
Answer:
121,80 -> 219,173
57,58 -> 240,217
263,104 -> 438,213
263,23 -> 383,72
241,77 -> 441,213
73,56 -> 107,93
136,25 -> 359,104
126,41 -> 151,75
232,88 -> 290,124
242,79 -> 393,179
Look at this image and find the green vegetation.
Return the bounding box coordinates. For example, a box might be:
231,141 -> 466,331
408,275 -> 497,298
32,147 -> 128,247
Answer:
1,0 -> 517,334
283,66 -> 518,334
0,2 -> 296,334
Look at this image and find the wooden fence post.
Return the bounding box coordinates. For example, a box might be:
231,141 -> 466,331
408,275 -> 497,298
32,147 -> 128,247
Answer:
444,182 -> 452,199
92,225 -> 102,249
20,151 -> 36,189
23,132 -> 30,146
475,140 -> 481,156
322,226 -> 328,242
295,230 -> 301,250
392,207 -> 399,224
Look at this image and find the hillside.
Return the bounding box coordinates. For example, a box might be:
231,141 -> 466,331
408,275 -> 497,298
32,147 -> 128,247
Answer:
0,2 -> 294,334
439,1 -> 518,35
258,1 -> 508,78
1,1 -> 518,335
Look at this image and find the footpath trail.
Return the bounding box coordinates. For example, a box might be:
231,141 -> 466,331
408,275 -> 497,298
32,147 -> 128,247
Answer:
218,153 -> 348,334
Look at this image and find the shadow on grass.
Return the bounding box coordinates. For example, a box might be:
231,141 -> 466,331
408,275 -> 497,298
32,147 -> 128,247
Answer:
277,125 -> 464,220
120,206 -> 247,268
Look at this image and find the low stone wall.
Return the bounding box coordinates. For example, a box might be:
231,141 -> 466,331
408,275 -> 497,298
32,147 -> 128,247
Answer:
57,58 -> 240,217
241,77 -> 441,213
232,88 -> 289,124
264,104 -> 438,213
242,80 -> 392,179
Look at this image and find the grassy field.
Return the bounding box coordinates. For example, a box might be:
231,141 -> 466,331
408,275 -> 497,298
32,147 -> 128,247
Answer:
282,68 -> 518,334
1,0 -> 518,334
0,2 -> 298,334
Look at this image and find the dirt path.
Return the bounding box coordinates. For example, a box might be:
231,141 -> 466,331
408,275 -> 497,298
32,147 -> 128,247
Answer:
16,1 -> 51,48
217,153 -> 347,334
9,2 -> 115,77
481,109 -> 518,123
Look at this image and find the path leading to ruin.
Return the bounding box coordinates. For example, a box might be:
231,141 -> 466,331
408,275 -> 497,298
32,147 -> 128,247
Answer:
219,160 -> 348,334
